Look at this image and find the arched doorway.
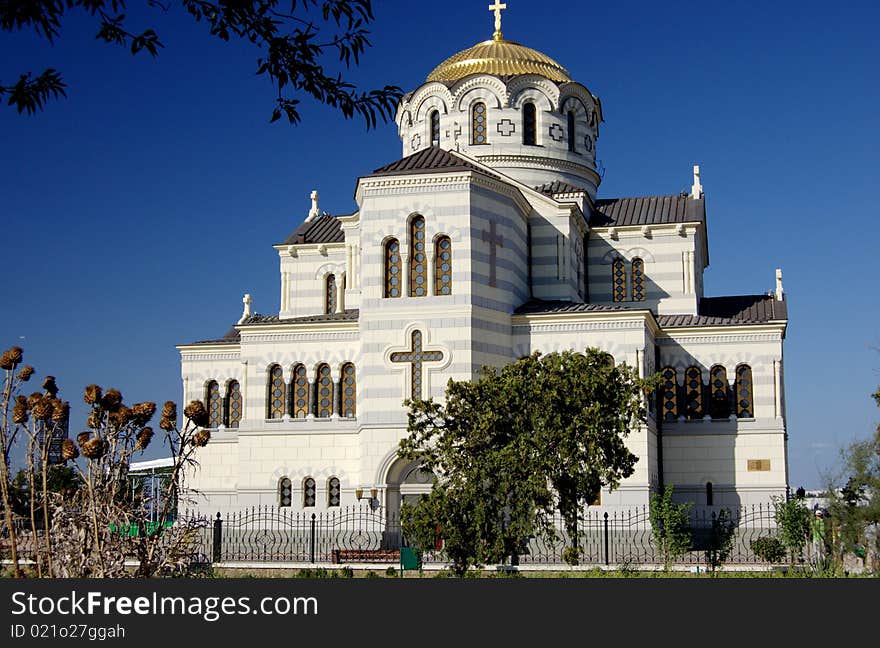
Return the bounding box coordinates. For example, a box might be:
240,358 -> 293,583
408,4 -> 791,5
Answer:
384,457 -> 435,546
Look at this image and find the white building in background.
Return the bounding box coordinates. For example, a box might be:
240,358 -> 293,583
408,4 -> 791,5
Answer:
178,6 -> 789,519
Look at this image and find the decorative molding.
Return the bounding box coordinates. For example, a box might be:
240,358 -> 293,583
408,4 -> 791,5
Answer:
514,320 -> 647,333
241,332 -> 360,344
657,333 -> 783,345
180,351 -> 240,361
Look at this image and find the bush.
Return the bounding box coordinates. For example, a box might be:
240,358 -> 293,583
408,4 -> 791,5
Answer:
751,536 -> 786,563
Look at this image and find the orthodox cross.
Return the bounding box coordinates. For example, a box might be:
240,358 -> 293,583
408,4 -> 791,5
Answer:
390,330 -> 444,400
489,1 -> 507,40
482,220 -> 504,287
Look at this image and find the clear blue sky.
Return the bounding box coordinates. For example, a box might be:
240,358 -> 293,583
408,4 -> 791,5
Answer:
1,1 -> 877,489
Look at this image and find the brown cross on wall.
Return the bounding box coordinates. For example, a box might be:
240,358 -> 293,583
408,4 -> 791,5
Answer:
481,220 -> 504,287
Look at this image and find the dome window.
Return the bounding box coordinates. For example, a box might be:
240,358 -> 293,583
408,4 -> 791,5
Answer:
430,110 -> 440,147
523,102 -> 537,146
567,111 -> 576,152
472,102 -> 487,145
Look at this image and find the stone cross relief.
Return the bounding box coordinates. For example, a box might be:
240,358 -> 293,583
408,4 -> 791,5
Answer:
390,330 -> 444,400
497,118 -> 515,136
481,220 -> 504,287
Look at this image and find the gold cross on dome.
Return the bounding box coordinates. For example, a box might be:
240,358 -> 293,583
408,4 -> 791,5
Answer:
489,1 -> 507,40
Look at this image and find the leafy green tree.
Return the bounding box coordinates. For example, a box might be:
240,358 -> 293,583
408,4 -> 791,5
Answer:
772,495 -> 811,564
399,349 -> 653,575
0,1 -> 402,126
704,508 -> 736,574
649,484 -> 692,570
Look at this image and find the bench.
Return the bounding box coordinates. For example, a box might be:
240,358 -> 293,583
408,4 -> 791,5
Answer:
331,549 -> 400,564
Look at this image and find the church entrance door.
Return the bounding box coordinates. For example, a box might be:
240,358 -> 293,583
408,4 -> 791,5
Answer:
383,458 -> 435,548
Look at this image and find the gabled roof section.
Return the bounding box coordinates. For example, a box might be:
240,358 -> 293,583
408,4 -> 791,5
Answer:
279,214 -> 345,246
369,147 -> 499,179
658,295 -> 787,328
186,310 -> 359,345
187,326 -> 241,346
514,300 -> 640,315
534,181 -> 588,197
590,194 -> 705,227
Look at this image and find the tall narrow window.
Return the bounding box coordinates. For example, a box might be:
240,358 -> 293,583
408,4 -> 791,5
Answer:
328,477 -> 341,507
685,366 -> 703,419
409,215 -> 427,297
710,365 -> 730,419
612,258 -> 627,302
430,110 -> 440,147
325,274 -> 337,314
706,482 -> 714,506
316,364 -> 333,418
735,364 -> 754,418
279,477 -> 292,507
225,380 -> 242,428
567,110 -> 576,152
661,367 -> 678,422
303,477 -> 316,507
268,365 -> 285,419
472,102 -> 487,144
341,363 -> 356,417
291,364 -> 309,418
206,381 -> 221,428
434,236 -> 452,295
385,238 -> 401,298
522,102 -> 536,145
631,258 -> 646,302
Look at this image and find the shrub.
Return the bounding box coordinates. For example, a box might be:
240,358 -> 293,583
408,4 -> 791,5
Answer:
751,536 -> 786,563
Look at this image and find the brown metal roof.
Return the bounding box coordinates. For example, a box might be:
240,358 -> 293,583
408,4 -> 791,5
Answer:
239,309 -> 360,326
369,147 -> 498,178
279,214 -> 345,246
658,295 -> 787,328
188,326 -> 241,346
534,181 -> 588,196
514,300 -> 638,315
590,194 -> 705,227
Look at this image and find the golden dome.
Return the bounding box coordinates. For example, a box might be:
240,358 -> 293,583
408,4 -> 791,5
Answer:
426,37 -> 571,83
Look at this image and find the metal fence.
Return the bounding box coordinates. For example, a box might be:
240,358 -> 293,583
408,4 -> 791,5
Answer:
193,503 -> 779,567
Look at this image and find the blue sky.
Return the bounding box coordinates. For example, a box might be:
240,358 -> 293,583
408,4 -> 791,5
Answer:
1,1 -> 877,489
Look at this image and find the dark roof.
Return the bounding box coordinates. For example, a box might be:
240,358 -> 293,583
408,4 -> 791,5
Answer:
514,300 -> 641,315
534,181 -> 588,196
369,147 -> 497,179
279,214 -> 345,246
590,194 -> 704,227
187,326 -> 241,346
239,309 -> 360,326
658,295 -> 787,328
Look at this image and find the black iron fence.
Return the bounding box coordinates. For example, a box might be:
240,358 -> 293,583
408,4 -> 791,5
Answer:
192,503 -> 779,567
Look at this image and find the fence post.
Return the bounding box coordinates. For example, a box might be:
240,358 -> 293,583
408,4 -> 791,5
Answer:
212,512 -> 222,563
603,512 -> 609,566
309,513 -> 316,563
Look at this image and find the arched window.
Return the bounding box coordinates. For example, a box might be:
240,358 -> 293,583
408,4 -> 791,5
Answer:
631,258 -> 646,302
279,477 -> 292,507
472,102 -> 487,144
409,215 -> 427,297
706,482 -> 714,506
685,366 -> 703,419
710,365 -> 730,419
612,258 -> 627,302
291,364 -> 309,418
325,273 -> 337,314
434,236 -> 452,295
328,477 -> 341,507
567,110 -> 576,152
341,363 -> 356,417
303,477 -> 316,507
384,238 -> 401,298
267,365 -> 285,419
735,364 -> 754,418
225,380 -> 242,428
206,381 -> 221,428
661,367 -> 678,422
316,364 -> 333,418
430,110 -> 440,147
522,102 -> 537,146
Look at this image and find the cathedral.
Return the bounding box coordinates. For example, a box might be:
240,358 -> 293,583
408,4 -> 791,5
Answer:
178,5 -> 789,518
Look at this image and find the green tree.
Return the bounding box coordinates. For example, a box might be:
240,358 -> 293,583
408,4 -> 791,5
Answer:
399,349 -> 653,575
649,484 -> 692,570
772,495 -> 811,564
704,508 -> 736,575
0,1 -> 402,126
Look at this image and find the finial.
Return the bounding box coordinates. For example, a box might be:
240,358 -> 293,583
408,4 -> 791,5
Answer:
306,190 -> 320,223
239,293 -> 252,324
775,269 -> 784,301
691,165 -> 703,199
489,1 -> 507,40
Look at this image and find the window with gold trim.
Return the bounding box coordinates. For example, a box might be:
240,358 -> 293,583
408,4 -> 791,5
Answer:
341,363 -> 356,418
291,364 -> 309,418
316,363 -> 333,418
206,380 -> 221,428
736,364 -> 754,418
409,215 -> 427,297
434,236 -> 452,295
661,367 -> 678,422
430,110 -> 440,147
384,238 -> 401,298
710,365 -> 730,419
523,102 -> 536,146
631,258 -> 646,302
472,102 -> 487,144
685,366 -> 703,419
325,274 -> 337,314
612,258 -> 626,302
303,477 -> 316,507
267,365 -> 285,419
225,380 -> 242,428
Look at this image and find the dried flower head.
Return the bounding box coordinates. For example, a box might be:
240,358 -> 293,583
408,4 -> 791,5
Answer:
52,400 -> 70,424
28,392 -> 43,409
135,427 -> 154,451
159,416 -> 175,432
16,365 -> 34,382
100,389 -> 123,412
84,384 -> 103,405
162,401 -> 177,419
191,428 -> 211,447
31,396 -> 53,422
80,436 -> 107,460
12,403 -> 28,425
77,431 -> 91,445
0,346 -> 23,370
108,405 -> 132,428
86,410 -> 102,429
131,402 -> 157,427
184,400 -> 209,428
42,376 -> 58,397
61,439 -> 79,461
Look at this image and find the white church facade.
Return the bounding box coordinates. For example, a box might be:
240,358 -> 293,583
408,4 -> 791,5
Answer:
178,6 -> 789,519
